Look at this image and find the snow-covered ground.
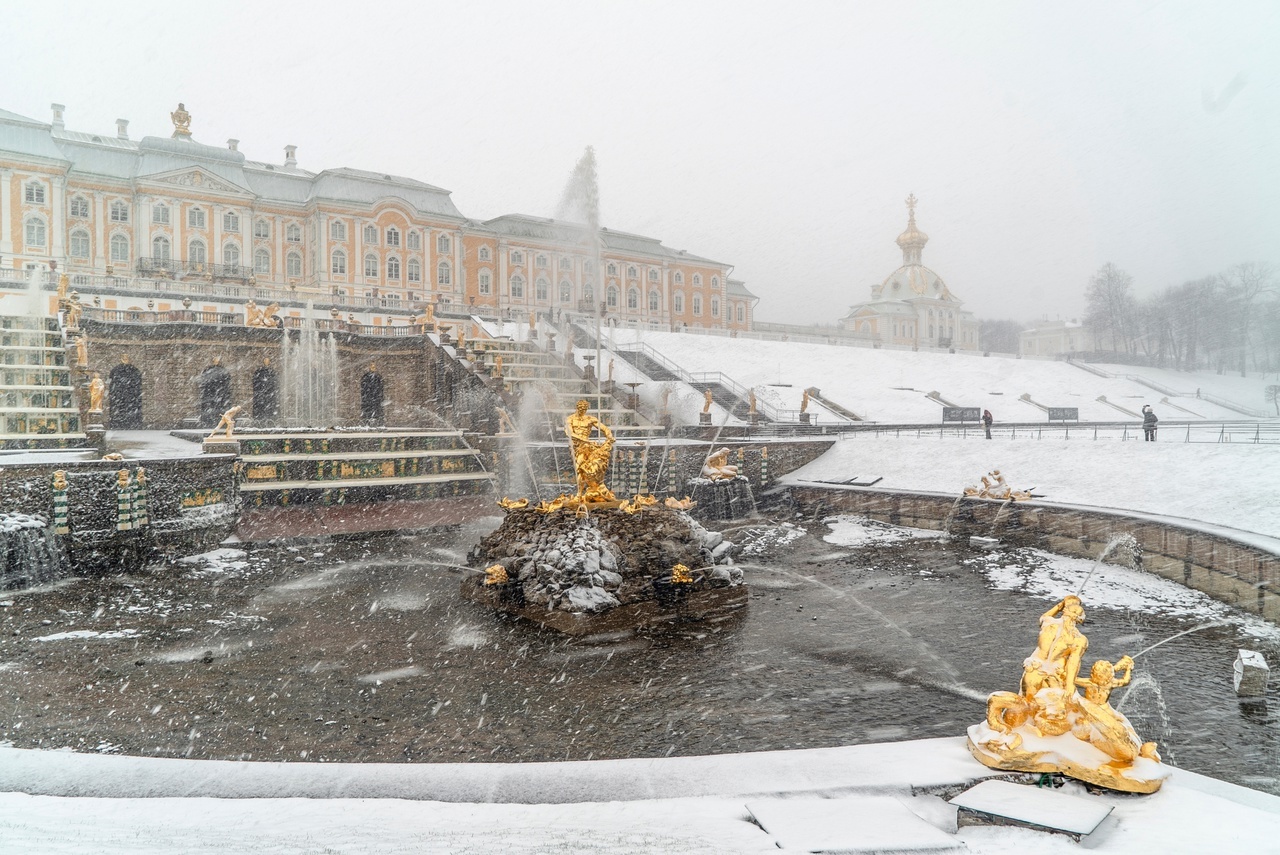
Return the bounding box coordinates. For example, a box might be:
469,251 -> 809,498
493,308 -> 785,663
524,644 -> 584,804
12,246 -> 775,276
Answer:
600,329 -> 1267,424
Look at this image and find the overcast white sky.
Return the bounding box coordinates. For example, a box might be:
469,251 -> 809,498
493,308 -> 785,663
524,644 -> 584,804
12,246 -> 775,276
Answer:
6,0 -> 1277,325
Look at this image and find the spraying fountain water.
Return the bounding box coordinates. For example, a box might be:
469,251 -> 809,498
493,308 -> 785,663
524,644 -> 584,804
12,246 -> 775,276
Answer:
0,512 -> 68,590
556,147 -> 603,383
279,302 -> 338,427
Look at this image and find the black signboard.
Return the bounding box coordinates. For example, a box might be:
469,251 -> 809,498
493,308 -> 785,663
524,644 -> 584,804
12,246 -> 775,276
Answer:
942,407 -> 981,423
1047,408 -> 1080,422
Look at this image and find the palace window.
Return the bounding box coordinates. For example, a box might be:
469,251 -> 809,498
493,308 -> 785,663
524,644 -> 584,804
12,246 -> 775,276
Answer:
627,266 -> 637,279
254,249 -> 271,276
189,207 -> 206,229
223,211 -> 240,233
223,242 -> 241,267
437,261 -> 452,286
535,254 -> 548,269
648,289 -> 660,312
363,224 -> 378,245
386,256 -> 400,280
478,246 -> 491,262
606,286 -> 618,309
110,233 -> 130,263
582,260 -> 593,273
254,219 -> 271,240
509,274 -> 524,298
673,291 -> 684,314
674,271 -> 683,285
69,229 -> 90,259
479,270 -> 492,295
69,196 -> 90,218
407,258 -> 421,283
386,227 -> 400,247
509,249 -> 523,265
24,182 -> 45,204
24,217 -> 46,248
737,304 -> 745,323
711,298 -> 719,317
606,262 -> 617,276
582,284 -> 594,305
285,223 -> 302,243
437,234 -> 452,254
189,239 -> 207,266
109,200 -> 129,223
152,235 -> 171,260
648,269 -> 658,282
331,249 -> 347,275
559,281 -> 571,303
536,277 -> 549,301
692,273 -> 702,286
711,276 -> 719,288
287,251 -> 302,278
406,230 -> 420,251
692,294 -> 702,316
364,253 -> 378,278
559,256 -> 572,271
152,203 -> 170,224
330,220 -> 347,241
627,287 -> 638,310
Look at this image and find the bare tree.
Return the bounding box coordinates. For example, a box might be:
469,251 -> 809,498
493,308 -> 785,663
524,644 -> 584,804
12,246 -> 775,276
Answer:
1219,262 -> 1276,376
1267,385 -> 1280,416
978,319 -> 1024,354
1085,263 -> 1138,354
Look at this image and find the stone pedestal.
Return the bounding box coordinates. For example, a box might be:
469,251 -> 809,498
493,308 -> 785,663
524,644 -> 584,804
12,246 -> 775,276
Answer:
799,412 -> 811,424
699,412 -> 712,426
86,424 -> 106,452
202,439 -> 241,455
1235,649 -> 1270,697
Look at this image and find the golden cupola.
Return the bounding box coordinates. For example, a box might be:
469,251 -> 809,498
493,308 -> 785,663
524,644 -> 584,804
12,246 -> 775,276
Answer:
895,193 -> 929,265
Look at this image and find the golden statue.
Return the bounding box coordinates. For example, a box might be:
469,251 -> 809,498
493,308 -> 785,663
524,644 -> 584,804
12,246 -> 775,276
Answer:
664,496 -> 695,511
457,329 -> 466,350
244,300 -> 262,326
800,389 -> 810,413
607,359 -> 615,382
748,389 -> 758,415
101,452 -> 125,461
497,496 -> 529,511
260,302 -> 281,328
65,291 -> 83,328
171,102 -> 193,137
701,447 -> 739,481
415,304 -> 435,326
967,595 -> 1167,793
619,494 -> 658,514
57,272 -> 70,304
564,399 -> 615,503
670,564 -> 694,584
494,355 -> 503,375
76,336 -> 88,369
484,564 -> 509,585
207,405 -> 243,441
88,372 -> 105,412
964,469 -> 1032,501
52,470 -> 68,492
528,311 -> 536,330
702,389 -> 713,414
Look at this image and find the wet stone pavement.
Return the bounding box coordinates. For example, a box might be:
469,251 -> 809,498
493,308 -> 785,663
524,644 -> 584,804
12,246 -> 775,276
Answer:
0,515 -> 1278,795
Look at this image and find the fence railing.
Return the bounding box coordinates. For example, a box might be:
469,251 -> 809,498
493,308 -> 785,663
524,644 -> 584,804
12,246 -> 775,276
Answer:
1065,358 -> 1267,418
832,420 -> 1280,444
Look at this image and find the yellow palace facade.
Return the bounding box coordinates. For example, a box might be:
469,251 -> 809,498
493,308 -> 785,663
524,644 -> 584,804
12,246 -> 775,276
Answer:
0,103 -> 755,331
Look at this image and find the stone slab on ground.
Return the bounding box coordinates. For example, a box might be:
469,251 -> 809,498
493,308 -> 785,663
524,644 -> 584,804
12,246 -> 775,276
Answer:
745,795 -> 963,853
950,779 -> 1113,839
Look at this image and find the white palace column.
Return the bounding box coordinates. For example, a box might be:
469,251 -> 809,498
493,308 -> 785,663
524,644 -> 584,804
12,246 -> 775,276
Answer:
0,168 -> 12,257
92,191 -> 105,270
50,174 -> 66,263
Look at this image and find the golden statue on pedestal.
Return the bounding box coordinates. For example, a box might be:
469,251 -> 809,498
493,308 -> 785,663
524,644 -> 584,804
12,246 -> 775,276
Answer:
206,405 -> 243,441
964,469 -> 1032,501
967,595 -> 1168,793
565,399 -> 615,504
171,102 -> 193,137
88,372 -> 105,412
701,447 -> 739,481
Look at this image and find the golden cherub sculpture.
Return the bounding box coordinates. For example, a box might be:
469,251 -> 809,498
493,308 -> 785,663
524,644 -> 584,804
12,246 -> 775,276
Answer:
701,447 -> 739,481
564,399 -> 615,504
207,405 -> 243,441
967,595 -> 1168,793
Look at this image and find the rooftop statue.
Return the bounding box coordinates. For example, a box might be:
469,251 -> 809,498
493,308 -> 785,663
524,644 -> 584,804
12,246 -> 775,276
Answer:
171,102 -> 192,137
565,399 -> 615,504
967,595 -> 1168,793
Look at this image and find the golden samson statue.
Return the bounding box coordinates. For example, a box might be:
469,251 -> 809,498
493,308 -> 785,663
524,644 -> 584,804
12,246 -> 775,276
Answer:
565,399 -> 616,504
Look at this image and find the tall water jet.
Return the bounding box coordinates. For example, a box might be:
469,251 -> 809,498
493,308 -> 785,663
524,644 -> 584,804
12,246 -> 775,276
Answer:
555,147 -> 603,376
279,302 -> 339,427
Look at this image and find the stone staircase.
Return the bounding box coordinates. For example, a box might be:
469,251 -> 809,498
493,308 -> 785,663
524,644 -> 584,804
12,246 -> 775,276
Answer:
0,315 -> 86,449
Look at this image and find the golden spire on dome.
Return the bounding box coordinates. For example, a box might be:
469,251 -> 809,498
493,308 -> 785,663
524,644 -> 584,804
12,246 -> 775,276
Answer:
896,192 -> 929,265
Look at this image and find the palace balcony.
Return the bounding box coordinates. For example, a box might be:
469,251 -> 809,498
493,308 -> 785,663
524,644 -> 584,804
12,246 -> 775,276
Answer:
136,257 -> 254,284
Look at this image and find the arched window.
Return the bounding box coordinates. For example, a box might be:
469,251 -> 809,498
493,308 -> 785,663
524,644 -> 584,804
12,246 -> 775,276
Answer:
559,281 -> 572,303
535,254 -> 548,269
627,265 -> 637,278
24,217 -> 46,248
478,246 -> 491,262
509,249 -> 523,265
254,248 -> 271,276
712,276 -> 719,288
285,223 -> 302,243
437,261 -> 452,286
674,271 -> 684,285
673,292 -> 684,314
189,239 -> 207,266
286,252 -> 302,278
188,207 -> 206,229
648,289 -> 660,312
386,256 -> 400,280
223,211 -> 240,232
69,196 -> 90,218
330,220 -> 346,241
110,233 -> 130,263
606,262 -> 617,275
254,219 -> 271,239
406,230 -> 420,250
386,226 -> 400,247
222,242 -> 240,267
407,258 -> 421,283
693,273 -> 702,287
437,234 -> 452,254
69,229 -> 90,259
509,274 -> 524,298
648,269 -> 658,282
582,284 -> 594,305
109,200 -> 129,222
331,249 -> 347,275
626,287 -> 638,310
479,270 -> 492,294
152,203 -> 170,224
536,277 -> 549,301
363,224 -> 378,245
364,253 -> 379,278
559,256 -> 572,271
152,235 -> 171,260
24,181 -> 45,204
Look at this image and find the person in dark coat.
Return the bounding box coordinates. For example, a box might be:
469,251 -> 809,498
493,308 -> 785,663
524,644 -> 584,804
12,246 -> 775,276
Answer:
982,408 -> 994,440
1142,404 -> 1158,441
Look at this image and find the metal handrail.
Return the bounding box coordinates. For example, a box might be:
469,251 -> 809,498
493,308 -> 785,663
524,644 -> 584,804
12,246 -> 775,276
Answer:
1065,358 -> 1268,418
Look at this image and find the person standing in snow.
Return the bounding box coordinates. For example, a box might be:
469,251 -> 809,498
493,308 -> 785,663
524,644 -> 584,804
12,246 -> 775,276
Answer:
1141,405 -> 1158,441
982,409 -> 994,440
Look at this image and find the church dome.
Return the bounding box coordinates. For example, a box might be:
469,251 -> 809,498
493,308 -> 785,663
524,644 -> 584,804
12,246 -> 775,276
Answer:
881,263 -> 950,298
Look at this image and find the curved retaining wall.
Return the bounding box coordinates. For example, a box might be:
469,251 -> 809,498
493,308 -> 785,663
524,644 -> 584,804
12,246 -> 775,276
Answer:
787,484 -> 1280,623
